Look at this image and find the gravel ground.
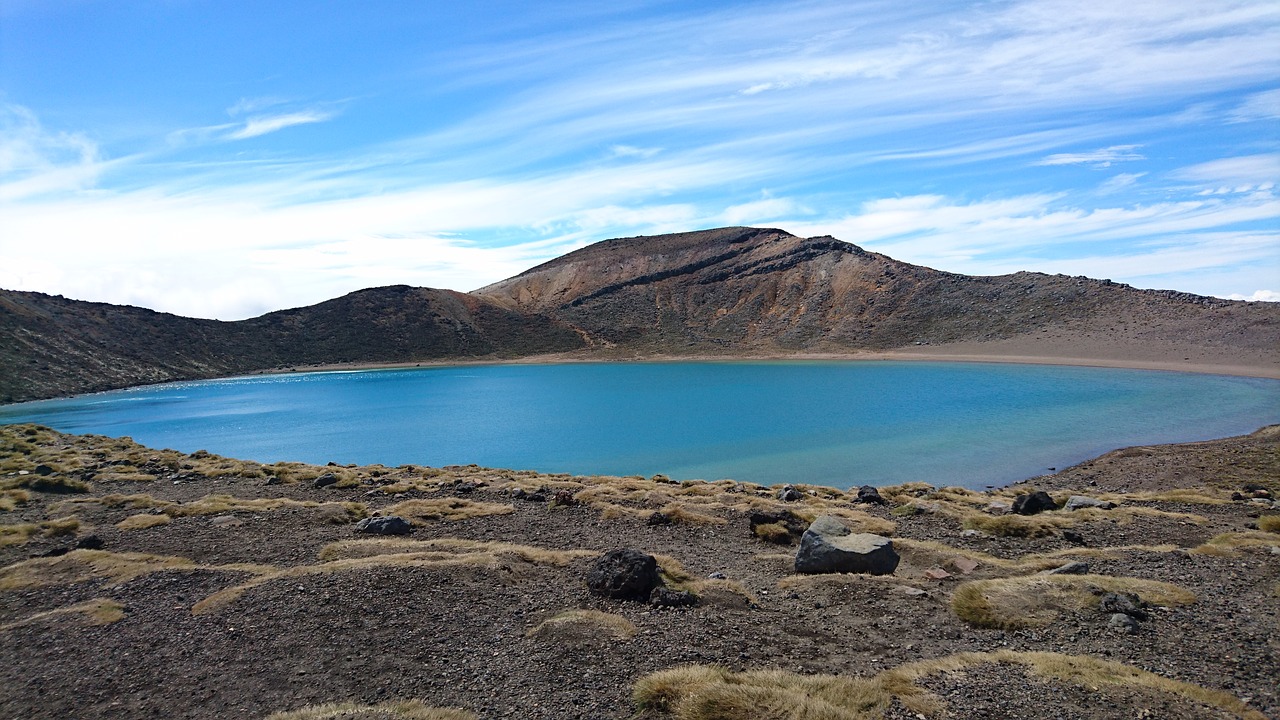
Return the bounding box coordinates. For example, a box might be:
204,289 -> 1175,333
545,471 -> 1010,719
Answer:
0,424 -> 1277,719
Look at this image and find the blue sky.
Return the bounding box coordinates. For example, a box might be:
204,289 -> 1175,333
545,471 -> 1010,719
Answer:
1,0 -> 1277,319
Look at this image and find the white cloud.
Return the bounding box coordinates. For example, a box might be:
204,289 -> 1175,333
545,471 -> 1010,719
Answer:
1098,172 -> 1146,194
1228,88 -> 1280,122
229,110 -> 335,140
1035,145 -> 1144,168
1227,289 -> 1280,302
1172,154 -> 1280,186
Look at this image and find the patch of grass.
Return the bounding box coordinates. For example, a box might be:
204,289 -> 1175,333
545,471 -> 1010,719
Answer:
1257,515 -> 1280,533
633,650 -> 1265,720
317,537 -> 596,565
265,700 -> 477,720
0,549 -> 272,591
950,574 -> 1196,629
752,522 -> 794,544
116,513 -> 172,531
962,513 -> 1070,538
198,539 -> 594,615
657,502 -> 728,526
383,498 -> 514,524
0,598 -> 126,631
792,507 -> 896,536
0,516 -> 81,547
1121,488 -> 1232,505
0,489 -> 31,511
1189,530 -> 1280,556
52,492 -> 172,514
0,474 -> 91,493
526,609 -> 637,640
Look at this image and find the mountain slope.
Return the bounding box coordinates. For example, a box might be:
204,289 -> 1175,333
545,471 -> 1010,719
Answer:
475,227 -> 1279,362
3,226 -> 1277,403
0,287 -> 583,403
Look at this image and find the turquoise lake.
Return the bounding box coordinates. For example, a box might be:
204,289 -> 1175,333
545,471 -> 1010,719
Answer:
1,361 -> 1277,489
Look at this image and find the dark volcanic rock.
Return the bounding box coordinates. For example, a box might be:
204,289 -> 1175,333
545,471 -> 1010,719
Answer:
794,516 -> 899,576
586,549 -> 661,600
650,587 -> 698,608
856,485 -> 886,504
1012,491 -> 1057,515
354,516 -> 413,535
313,472 -> 339,489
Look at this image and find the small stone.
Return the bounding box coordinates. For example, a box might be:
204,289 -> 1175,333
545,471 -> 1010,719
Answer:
75,535 -> 104,550
1099,591 -> 1148,620
1108,612 -> 1139,634
901,586 -> 928,597
707,571 -> 728,580
551,490 -> 577,507
210,515 -> 243,527
1039,561 -> 1089,575
354,515 -> 413,535
313,472 -> 339,488
33,464 -> 54,476
777,485 -> 802,502
950,557 -> 979,574
646,512 -> 672,526
983,502 -> 1011,515
923,567 -> 952,580
1064,495 -> 1115,511
855,485 -> 886,505
1012,491 -> 1057,515
650,587 -> 698,608
1062,530 -> 1086,545
587,549 -> 661,600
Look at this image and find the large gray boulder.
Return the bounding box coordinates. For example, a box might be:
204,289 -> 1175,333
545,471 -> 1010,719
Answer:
795,516 -> 899,575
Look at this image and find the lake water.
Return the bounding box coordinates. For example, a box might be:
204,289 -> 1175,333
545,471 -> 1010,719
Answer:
1,361 -> 1277,489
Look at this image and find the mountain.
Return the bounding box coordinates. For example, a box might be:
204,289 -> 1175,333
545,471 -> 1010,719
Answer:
476,227 -> 1278,360
3,227 -> 1277,403
0,287 -> 583,403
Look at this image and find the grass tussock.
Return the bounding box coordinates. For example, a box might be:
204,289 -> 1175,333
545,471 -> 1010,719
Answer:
0,549 -> 273,591
1189,530 -> 1280,557
265,700 -> 477,720
962,513 -> 1071,538
0,516 -> 81,547
633,650 -> 1265,720
950,574 -> 1196,629
317,537 -> 597,565
383,498 -> 514,524
0,473 -> 91,494
116,513 -> 172,531
1257,515 -> 1280,533
526,609 -> 638,640
0,489 -> 32,511
752,522 -> 795,544
0,598 -> 127,631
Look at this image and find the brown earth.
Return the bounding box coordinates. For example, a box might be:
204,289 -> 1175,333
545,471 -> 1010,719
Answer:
5,227 -> 1278,403
1,424 -> 1277,719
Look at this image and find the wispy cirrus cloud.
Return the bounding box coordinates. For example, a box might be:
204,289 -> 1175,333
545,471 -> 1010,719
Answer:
228,110 -> 336,140
1035,145 -> 1145,168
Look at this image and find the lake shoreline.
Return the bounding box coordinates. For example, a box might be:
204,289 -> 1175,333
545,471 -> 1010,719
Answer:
251,347 -> 1280,380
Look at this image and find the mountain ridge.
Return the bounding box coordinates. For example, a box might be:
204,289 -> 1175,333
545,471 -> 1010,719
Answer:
3,227 -> 1277,403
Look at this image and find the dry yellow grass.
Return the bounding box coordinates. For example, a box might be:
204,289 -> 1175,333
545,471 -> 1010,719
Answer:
383,498 -> 514,524
526,609 -> 637,640
0,489 -> 31,511
1189,530 -> 1280,556
116,513 -> 172,531
951,574 -> 1196,629
0,598 -> 126,631
265,700 -> 477,720
198,538 -> 594,615
1257,515 -> 1280,533
0,516 -> 81,547
317,537 -> 597,565
0,549 -> 273,591
633,650 -> 1265,720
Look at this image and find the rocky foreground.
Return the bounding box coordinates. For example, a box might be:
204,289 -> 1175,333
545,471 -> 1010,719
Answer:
0,424 -> 1277,719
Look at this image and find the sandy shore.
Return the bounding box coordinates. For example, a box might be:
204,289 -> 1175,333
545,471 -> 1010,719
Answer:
253,341 -> 1280,380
